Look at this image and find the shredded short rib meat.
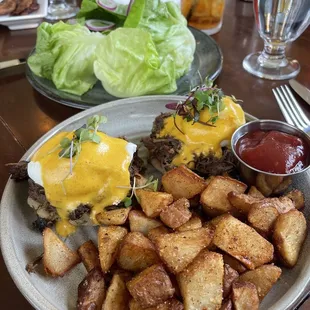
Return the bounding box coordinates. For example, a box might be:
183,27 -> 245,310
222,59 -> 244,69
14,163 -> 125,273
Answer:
6,161 -> 29,181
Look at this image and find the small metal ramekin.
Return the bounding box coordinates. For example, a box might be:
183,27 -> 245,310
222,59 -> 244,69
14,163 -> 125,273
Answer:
231,120 -> 310,196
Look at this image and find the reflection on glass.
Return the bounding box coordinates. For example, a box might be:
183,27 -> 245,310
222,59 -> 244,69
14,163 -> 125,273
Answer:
46,0 -> 79,21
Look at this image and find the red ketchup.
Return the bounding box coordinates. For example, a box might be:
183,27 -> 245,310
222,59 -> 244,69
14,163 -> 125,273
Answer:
236,130 -> 309,174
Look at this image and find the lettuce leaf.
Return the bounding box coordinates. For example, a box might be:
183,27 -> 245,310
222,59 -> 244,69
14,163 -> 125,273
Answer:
94,28 -> 176,97
28,22 -> 103,96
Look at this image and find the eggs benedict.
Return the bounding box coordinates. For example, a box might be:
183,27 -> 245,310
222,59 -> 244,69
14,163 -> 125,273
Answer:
143,85 -> 245,175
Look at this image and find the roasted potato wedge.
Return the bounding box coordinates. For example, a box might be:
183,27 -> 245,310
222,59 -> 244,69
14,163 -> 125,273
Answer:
98,226 -> 127,273
127,264 -> 175,308
102,272 -> 131,310
117,232 -> 160,272
248,203 -> 279,236
248,186 -> 265,199
160,198 -> 192,229
96,207 -> 131,225
154,228 -> 213,273
177,250 -> 224,310
222,253 -> 247,274
232,282 -> 259,310
200,176 -> 247,216
285,189 -> 305,209
220,299 -> 233,310
273,210 -> 307,267
135,189 -> 173,218
129,210 -> 162,236
129,298 -> 184,310
176,215 -> 202,232
238,264 -> 282,301
256,174 -> 292,196
223,264 -> 239,298
148,226 -> 170,243
77,267 -> 105,310
77,240 -> 100,273
227,192 -> 261,215
162,165 -> 206,199
43,228 -> 81,277
213,215 -> 274,269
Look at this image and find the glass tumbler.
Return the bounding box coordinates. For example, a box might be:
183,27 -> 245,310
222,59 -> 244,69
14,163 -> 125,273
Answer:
181,0 -> 226,35
46,0 -> 79,21
243,0 -> 310,80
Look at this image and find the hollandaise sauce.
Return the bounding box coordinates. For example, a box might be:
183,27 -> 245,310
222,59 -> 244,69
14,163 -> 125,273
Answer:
158,97 -> 245,167
30,132 -> 133,237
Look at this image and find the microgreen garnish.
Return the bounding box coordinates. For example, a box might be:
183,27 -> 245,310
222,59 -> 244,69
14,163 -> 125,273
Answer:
166,78 -> 225,134
58,115 -> 107,193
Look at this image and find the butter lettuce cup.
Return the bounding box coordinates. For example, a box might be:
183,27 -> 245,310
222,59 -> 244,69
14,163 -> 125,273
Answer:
231,120 -> 310,197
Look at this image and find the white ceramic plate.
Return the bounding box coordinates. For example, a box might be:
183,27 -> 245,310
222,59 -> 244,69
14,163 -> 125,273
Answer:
0,0 -> 47,30
0,95 -> 309,310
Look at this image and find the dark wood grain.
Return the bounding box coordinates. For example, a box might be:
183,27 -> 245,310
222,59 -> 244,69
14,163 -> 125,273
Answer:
0,1 -> 309,309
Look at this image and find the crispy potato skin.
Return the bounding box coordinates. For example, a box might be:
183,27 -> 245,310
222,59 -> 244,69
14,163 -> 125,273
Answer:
96,207 -> 131,225
154,228 -> 213,273
232,282 -> 259,310
222,254 -> 247,274
77,240 -> 100,273
176,215 -> 202,232
285,189 -> 305,210
160,198 -> 192,229
77,267 -> 105,310
129,210 -> 162,236
223,264 -> 239,298
43,228 -> 81,277
98,226 -> 127,273
238,265 -> 282,301
162,165 -> 206,199
220,299 -> 233,310
129,298 -> 184,310
135,190 -> 173,218
248,186 -> 265,199
127,264 -> 175,308
177,250 -> 224,310
273,210 -> 307,268
117,232 -> 160,272
213,215 -> 274,269
227,192 -> 261,215
200,176 -> 247,216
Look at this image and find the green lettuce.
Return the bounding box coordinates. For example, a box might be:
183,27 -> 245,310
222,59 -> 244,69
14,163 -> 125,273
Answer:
28,22 -> 103,96
94,28 -> 176,97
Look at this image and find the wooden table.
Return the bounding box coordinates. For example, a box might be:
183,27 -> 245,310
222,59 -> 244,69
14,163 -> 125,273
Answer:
0,1 -> 310,309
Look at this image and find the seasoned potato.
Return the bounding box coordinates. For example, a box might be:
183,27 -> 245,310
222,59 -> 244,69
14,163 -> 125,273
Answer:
176,215 -> 202,232
285,189 -> 305,209
154,228 -> 213,273
220,299 -> 233,310
102,272 -> 131,310
177,250 -> 224,310
227,192 -> 261,214
127,264 -> 175,308
129,298 -> 184,310
162,165 -> 206,199
148,226 -> 170,243
248,203 -> 279,236
77,267 -> 105,310
135,190 -> 173,218
232,282 -> 259,310
160,198 -> 192,229
213,215 -> 274,269
248,186 -> 265,199
117,232 -> 160,272
43,228 -> 81,277
98,226 -> 127,273
223,264 -> 239,298
255,173 -> 274,197
256,174 -> 291,196
273,210 -> 307,267
77,240 -> 100,273
129,210 -> 162,236
223,254 -> 247,274
238,264 -> 282,301
96,207 -> 131,225
200,176 -> 247,216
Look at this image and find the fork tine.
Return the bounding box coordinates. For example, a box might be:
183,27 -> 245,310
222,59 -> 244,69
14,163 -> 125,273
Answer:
272,88 -> 295,127
284,85 -> 310,126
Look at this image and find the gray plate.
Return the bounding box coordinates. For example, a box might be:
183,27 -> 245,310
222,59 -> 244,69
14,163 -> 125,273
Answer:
0,96 -> 309,310
25,27 -> 223,110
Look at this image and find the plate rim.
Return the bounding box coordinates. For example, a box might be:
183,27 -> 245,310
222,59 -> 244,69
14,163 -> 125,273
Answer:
1,95 -> 309,310
25,27 -> 223,110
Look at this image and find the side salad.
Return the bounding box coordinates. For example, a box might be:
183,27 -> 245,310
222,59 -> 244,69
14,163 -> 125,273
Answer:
28,0 -> 196,97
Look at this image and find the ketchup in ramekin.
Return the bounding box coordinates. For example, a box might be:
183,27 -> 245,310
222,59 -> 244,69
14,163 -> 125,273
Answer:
236,130 -> 309,174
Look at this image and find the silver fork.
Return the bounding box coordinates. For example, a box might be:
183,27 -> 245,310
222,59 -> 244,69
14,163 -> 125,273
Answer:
272,85 -> 310,134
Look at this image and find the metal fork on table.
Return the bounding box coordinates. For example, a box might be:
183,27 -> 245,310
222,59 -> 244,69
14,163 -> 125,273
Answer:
272,85 -> 310,134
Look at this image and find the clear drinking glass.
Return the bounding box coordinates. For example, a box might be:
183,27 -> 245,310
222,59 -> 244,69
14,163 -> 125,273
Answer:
243,0 -> 310,80
46,0 -> 79,21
